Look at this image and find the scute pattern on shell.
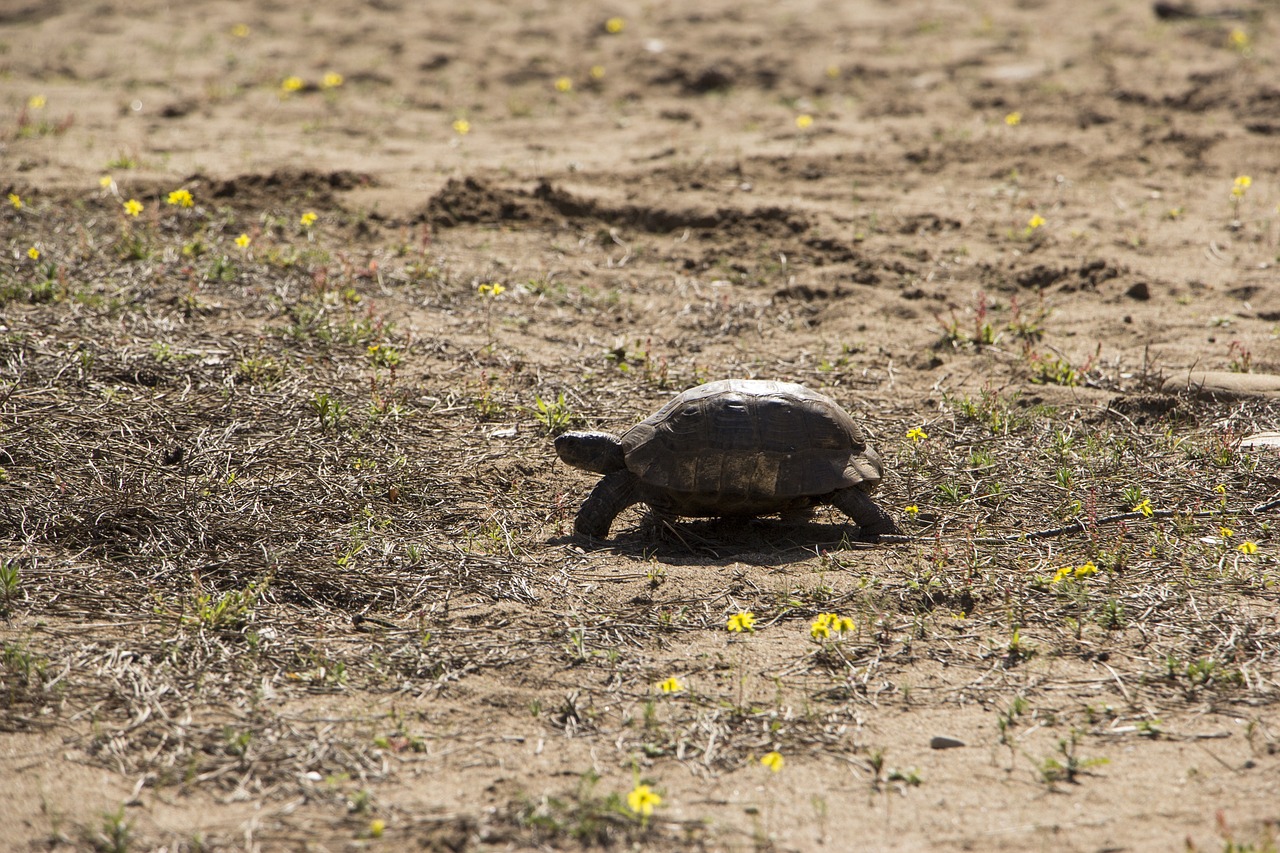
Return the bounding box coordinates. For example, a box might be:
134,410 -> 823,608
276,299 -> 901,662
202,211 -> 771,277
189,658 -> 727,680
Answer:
619,379 -> 881,502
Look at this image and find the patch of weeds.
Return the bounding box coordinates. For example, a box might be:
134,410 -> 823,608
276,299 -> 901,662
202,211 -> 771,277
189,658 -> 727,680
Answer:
1006,293 -> 1049,341
234,354 -> 286,385
472,379 -> 506,419
82,806 -> 132,853
2,641 -> 48,689
1033,730 -> 1108,787
935,291 -> 998,348
367,343 -> 401,370
223,727 -> 253,758
311,392 -> 349,430
1096,598 -> 1125,629
996,695 -> 1029,746
605,339 -> 671,387
149,341 -> 193,364
1027,354 -> 1078,386
1207,810 -> 1279,853
516,771 -> 654,846
106,152 -> 138,170
182,577 -> 269,632
0,264 -> 61,306
945,389 -> 1033,433
205,254 -> 238,282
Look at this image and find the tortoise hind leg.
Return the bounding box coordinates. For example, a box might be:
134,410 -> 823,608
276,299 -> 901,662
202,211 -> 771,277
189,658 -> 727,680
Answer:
828,487 -> 900,541
575,470 -> 642,538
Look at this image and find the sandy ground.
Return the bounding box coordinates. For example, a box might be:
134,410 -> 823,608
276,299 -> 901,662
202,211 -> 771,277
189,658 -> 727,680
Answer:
2,0 -> 1280,850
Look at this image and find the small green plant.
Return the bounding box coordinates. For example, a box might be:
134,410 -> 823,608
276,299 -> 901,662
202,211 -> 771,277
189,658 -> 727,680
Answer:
0,557 -> 20,614
1005,628 -> 1035,663
1120,484 -> 1145,508
235,355 -> 285,384
310,392 -> 349,430
367,343 -> 401,369
1097,598 -> 1125,630
996,695 -> 1029,746
1227,340 -> 1252,373
1027,353 -> 1079,386
936,481 -> 963,503
1,641 -> 47,688
531,392 -> 574,433
1006,293 -> 1049,341
1034,730 -> 1108,787
185,578 -> 268,631
86,806 -> 132,853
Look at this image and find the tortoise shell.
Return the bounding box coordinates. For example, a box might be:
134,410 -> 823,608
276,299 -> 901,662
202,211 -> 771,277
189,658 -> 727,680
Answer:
619,379 -> 882,503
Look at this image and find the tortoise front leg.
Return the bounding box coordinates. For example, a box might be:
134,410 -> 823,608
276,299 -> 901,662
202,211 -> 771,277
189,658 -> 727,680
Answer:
828,487 -> 899,541
575,470 -> 642,538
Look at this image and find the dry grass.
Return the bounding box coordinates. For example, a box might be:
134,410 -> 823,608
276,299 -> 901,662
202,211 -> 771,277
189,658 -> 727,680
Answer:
2,184 -> 1278,850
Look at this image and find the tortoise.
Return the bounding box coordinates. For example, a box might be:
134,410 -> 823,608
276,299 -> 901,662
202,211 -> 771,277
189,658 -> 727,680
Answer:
554,379 -> 899,540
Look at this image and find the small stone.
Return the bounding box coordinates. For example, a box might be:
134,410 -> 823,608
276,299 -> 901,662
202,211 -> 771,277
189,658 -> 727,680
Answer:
1125,281 -> 1151,300
930,735 -> 965,749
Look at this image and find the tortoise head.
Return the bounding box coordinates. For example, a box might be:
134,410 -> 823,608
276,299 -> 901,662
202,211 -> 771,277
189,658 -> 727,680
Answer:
555,431 -> 626,474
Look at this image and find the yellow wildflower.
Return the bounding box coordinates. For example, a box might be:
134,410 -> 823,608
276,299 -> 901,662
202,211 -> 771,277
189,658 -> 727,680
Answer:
1238,541 -> 1258,555
1027,213 -> 1046,230
590,65 -> 606,80
726,611 -> 756,633
1133,498 -> 1153,517
1074,561 -> 1098,578
825,65 -> 841,79
905,504 -> 919,516
554,76 -> 573,93
27,247 -> 40,260
230,23 -> 250,38
1219,526 -> 1234,539
1050,566 -> 1073,585
166,189 -> 194,208
811,612 -> 853,638
368,818 -> 385,838
7,193 -> 21,209
626,784 -> 661,816
235,233 -> 251,249
1214,484 -> 1227,495
452,118 -> 471,135
123,199 -> 143,217
281,75 -> 305,93
659,676 -> 683,694
1229,29 -> 1250,50
795,114 -> 814,130
906,426 -> 927,442
1232,175 -> 1252,198
760,751 -> 784,772
1005,111 -> 1022,126
99,175 -> 113,189
300,211 -> 318,227
477,283 -> 506,297
28,94 -> 46,109
321,72 -> 344,89
605,17 -> 625,33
